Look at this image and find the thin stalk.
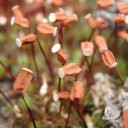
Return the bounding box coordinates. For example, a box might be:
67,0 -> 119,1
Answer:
90,47 -> 96,68
0,60 -> 15,80
58,24 -> 63,47
37,39 -> 54,83
20,93 -> 37,128
58,77 -> 62,92
87,29 -> 95,41
113,68 -> 124,85
107,30 -> 114,43
31,44 -> 41,86
0,89 -> 13,107
74,101 -> 88,128
64,101 -> 72,128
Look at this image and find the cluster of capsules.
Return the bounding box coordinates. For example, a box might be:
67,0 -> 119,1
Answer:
10,0 -> 128,127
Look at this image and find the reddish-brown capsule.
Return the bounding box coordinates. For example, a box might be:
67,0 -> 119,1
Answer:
118,31 -> 128,41
48,11 -> 66,23
117,2 -> 128,14
70,81 -> 85,101
97,0 -> 115,9
114,15 -> 125,23
58,63 -> 81,78
96,17 -> 108,29
81,41 -> 94,56
101,50 -> 117,68
61,14 -> 78,26
16,34 -> 36,47
95,35 -> 108,53
13,68 -> 33,93
53,91 -> 70,102
37,23 -> 57,36
10,17 -> 29,28
85,13 -> 97,29
122,108 -> 128,128
47,0 -> 63,6
51,43 -> 69,64
12,5 -> 24,18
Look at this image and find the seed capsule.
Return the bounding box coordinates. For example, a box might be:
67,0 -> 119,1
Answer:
95,35 -> 108,53
122,108 -> 128,128
117,2 -> 128,14
37,23 -> 57,36
81,41 -> 94,56
118,31 -> 128,41
85,13 -> 97,29
101,50 -> 117,68
16,34 -> 36,47
51,43 -> 69,64
61,14 -> 78,26
114,15 -> 125,23
97,0 -> 115,9
13,68 -> 33,93
10,17 -> 29,28
48,11 -> 66,23
53,91 -> 70,102
12,5 -> 24,18
70,81 -> 85,101
47,0 -> 63,7
58,63 -> 81,78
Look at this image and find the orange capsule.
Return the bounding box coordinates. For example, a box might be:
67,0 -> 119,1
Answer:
70,81 -> 85,101
97,0 -> 115,9
114,15 -> 125,23
81,41 -> 94,56
101,50 -> 117,68
51,43 -> 69,64
47,0 -> 63,6
118,31 -> 128,41
61,14 -> 78,26
16,34 -> 36,47
48,11 -> 66,23
37,23 -> 57,36
96,17 -> 108,29
117,2 -> 128,14
58,63 -> 81,78
10,17 -> 29,28
95,35 -> 108,53
12,5 -> 24,18
13,68 -> 33,93
85,13 -> 97,29
53,91 -> 70,102
122,108 -> 128,128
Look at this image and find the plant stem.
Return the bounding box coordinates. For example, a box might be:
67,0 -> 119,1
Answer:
20,93 -> 37,128
58,24 -> 63,47
0,60 -> 15,80
90,47 -> 96,68
74,101 -> 88,128
0,89 -> 13,107
58,77 -> 61,92
113,68 -> 124,85
31,44 -> 41,87
37,39 -> 54,83
64,101 -> 72,128
87,29 -> 95,41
